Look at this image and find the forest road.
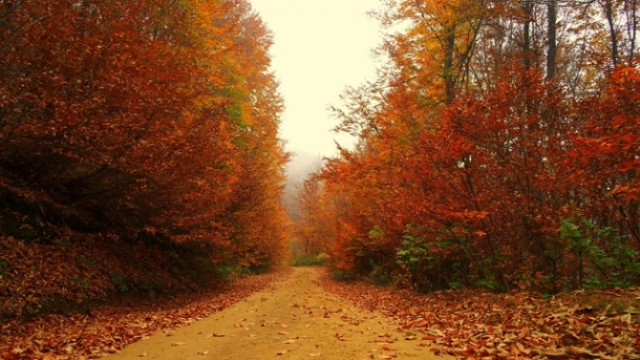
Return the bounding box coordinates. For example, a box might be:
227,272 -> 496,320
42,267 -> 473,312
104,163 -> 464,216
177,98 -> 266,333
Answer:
104,267 -> 451,360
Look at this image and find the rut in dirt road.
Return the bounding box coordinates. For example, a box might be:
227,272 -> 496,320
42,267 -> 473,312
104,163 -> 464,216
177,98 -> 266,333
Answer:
104,267 -> 451,360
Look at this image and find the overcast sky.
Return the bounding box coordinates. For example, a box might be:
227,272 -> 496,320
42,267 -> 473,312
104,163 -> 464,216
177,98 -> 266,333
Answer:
249,0 -> 383,158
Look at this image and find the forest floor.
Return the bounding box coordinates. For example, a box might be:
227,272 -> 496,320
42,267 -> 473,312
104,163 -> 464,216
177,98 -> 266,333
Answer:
103,267 -> 448,360
323,273 -> 640,359
2,266 -> 639,359
1,269 -> 289,359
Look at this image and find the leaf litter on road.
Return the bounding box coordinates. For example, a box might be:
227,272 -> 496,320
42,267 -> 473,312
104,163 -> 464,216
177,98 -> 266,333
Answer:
322,272 -> 640,359
0,270 -> 290,359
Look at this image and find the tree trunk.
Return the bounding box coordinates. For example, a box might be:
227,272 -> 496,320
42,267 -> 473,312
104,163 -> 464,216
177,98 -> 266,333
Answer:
604,0 -> 620,66
625,0 -> 638,63
546,0 -> 557,81
522,1 -> 534,70
444,24 -> 456,104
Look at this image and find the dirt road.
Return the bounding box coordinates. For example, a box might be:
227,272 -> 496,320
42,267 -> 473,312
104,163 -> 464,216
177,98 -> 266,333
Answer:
105,267 -> 450,360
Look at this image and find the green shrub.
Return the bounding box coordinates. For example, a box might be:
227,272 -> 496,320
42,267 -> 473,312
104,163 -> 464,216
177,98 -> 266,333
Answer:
75,256 -> 95,267
291,253 -> 327,266
109,272 -> 129,293
217,264 -> 253,279
561,214 -> 640,290
331,268 -> 356,281
365,265 -> 392,286
0,258 -> 9,279
71,277 -> 88,289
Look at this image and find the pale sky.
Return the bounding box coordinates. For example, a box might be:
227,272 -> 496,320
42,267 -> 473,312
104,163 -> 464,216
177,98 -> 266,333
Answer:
249,0 -> 383,158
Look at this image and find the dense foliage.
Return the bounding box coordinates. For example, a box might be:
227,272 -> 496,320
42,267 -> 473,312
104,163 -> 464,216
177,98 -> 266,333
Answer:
297,0 -> 640,293
0,0 -> 288,319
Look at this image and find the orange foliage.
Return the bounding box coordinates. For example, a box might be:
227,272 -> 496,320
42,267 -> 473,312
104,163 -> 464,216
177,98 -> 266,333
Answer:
0,0 -> 287,268
292,174 -> 337,257
320,65 -> 639,292
310,0 -> 639,292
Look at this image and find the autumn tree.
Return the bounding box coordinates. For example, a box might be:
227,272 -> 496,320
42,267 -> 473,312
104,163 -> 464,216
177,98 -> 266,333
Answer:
0,0 -> 287,270
292,174 -> 337,258
313,0 -> 640,292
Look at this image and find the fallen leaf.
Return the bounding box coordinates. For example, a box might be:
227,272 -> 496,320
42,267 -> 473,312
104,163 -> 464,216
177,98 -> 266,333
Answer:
539,349 -> 566,357
335,333 -> 349,341
515,342 -> 529,355
567,346 -> 600,357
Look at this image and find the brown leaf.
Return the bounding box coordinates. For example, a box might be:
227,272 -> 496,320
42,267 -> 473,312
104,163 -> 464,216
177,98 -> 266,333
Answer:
567,346 -> 600,357
539,349 -> 567,357
335,333 -> 349,341
515,342 -> 529,355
